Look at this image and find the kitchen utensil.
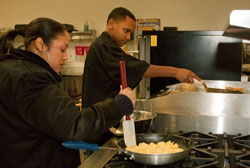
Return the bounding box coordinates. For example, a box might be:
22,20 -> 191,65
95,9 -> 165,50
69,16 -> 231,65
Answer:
109,110 -> 157,136
119,61 -> 136,147
193,79 -> 244,94
117,133 -> 194,165
62,133 -> 194,166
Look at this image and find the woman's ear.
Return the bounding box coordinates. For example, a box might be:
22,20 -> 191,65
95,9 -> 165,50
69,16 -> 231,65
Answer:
35,37 -> 45,52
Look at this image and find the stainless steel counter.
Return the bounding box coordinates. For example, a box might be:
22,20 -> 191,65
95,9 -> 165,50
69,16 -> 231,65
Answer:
145,80 -> 250,135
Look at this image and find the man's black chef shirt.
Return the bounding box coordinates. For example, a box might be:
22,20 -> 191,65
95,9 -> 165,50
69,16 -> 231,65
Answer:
82,31 -> 150,108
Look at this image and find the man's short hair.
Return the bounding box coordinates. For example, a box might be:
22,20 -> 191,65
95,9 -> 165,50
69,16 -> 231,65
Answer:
107,7 -> 136,24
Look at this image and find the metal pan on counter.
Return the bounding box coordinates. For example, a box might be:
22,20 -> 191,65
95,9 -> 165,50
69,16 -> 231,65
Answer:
62,133 -> 193,166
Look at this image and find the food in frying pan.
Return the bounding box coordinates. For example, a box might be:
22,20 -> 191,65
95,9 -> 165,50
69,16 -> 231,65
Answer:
125,141 -> 183,154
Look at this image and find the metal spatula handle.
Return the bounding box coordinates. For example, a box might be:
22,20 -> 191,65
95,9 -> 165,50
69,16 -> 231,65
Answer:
202,82 -> 208,90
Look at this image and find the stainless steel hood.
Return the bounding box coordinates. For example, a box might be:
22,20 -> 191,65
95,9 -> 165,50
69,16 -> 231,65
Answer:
224,10 -> 250,40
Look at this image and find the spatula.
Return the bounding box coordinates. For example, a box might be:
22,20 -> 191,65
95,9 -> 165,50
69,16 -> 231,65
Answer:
119,61 -> 136,147
194,79 -> 244,94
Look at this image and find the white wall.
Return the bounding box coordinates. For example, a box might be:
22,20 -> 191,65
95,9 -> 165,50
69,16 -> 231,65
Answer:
1,0 -> 250,35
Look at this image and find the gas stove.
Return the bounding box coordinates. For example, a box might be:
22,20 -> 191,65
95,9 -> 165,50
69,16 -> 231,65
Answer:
103,131 -> 250,168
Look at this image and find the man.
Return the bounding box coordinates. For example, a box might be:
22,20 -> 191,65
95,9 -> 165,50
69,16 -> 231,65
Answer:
82,7 -> 201,108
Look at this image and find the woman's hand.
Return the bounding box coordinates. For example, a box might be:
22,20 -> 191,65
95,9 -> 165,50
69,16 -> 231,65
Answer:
119,85 -> 135,106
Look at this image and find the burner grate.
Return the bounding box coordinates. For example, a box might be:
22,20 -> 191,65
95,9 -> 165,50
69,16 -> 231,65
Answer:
233,135 -> 250,150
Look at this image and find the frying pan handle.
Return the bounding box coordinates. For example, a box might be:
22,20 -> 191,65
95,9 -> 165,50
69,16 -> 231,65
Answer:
62,141 -> 99,151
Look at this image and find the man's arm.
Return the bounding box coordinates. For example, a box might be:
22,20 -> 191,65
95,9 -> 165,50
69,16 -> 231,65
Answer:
142,64 -> 201,83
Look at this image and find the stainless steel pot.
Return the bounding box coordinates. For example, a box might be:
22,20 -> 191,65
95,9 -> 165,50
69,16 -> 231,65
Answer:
110,110 -> 157,136
117,133 -> 194,165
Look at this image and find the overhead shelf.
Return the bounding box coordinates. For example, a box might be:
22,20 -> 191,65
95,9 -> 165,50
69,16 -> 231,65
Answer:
70,30 -> 96,40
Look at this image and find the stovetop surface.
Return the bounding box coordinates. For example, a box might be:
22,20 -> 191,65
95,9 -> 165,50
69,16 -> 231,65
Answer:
104,131 -> 250,168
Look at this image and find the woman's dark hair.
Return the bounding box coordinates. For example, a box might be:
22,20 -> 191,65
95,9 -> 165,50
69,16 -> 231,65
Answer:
107,7 -> 136,24
0,17 -> 67,55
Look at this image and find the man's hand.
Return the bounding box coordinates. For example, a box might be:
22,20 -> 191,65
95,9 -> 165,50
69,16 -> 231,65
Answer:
175,68 -> 202,84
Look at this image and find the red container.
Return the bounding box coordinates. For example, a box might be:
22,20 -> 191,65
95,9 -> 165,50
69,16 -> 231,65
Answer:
75,46 -> 84,55
85,46 -> 90,54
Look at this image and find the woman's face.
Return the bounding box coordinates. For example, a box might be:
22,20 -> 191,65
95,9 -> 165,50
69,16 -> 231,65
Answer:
47,31 -> 70,74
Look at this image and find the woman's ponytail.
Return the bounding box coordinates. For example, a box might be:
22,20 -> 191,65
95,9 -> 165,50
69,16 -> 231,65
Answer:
0,29 -> 25,55
0,17 -> 67,56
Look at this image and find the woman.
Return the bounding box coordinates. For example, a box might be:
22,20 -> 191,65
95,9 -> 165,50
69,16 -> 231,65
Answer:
0,18 -> 135,168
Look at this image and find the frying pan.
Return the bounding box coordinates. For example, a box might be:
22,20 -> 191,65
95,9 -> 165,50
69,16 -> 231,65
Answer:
117,133 -> 194,165
62,133 -> 193,165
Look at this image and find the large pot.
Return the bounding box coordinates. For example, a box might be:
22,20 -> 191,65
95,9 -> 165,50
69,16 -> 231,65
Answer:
110,110 -> 157,136
117,133 -> 194,165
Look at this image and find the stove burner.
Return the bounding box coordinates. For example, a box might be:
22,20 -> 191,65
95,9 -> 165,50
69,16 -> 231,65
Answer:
104,132 -> 250,168
233,135 -> 250,150
180,131 -> 219,148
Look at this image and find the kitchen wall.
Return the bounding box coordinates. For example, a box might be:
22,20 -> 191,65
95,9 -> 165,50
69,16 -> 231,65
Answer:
1,0 -> 250,35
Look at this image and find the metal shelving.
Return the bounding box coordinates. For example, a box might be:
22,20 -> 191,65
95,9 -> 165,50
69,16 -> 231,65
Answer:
70,30 -> 96,41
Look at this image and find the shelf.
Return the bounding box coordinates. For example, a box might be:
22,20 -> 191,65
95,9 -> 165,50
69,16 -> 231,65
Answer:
70,30 -> 96,36
70,30 -> 96,40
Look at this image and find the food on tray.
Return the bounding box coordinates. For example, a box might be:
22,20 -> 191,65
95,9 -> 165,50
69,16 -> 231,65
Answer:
225,86 -> 244,94
125,141 -> 183,154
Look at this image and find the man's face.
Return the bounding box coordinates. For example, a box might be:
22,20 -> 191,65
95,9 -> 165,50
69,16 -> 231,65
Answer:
108,16 -> 136,47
